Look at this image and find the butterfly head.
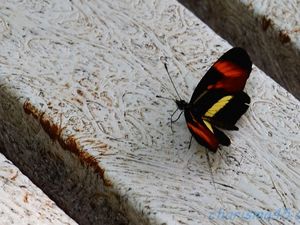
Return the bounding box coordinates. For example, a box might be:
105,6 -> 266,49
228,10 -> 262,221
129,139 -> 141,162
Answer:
175,99 -> 188,110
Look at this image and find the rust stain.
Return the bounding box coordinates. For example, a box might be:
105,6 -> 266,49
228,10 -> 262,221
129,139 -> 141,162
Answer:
103,178 -> 113,187
64,83 -> 70,88
10,171 -> 18,181
23,100 -> 39,119
77,89 -> 84,96
23,192 -> 29,203
279,31 -> 291,44
40,114 -> 61,140
100,91 -> 113,107
71,97 -> 83,105
75,98 -> 83,105
23,100 -> 111,186
261,16 -> 271,31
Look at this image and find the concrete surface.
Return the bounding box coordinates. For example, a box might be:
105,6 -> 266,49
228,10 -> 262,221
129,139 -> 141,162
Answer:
0,152 -> 77,225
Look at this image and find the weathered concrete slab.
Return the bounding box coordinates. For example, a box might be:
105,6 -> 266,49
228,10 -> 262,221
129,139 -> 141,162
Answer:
179,0 -> 300,99
0,0 -> 299,224
0,152 -> 77,225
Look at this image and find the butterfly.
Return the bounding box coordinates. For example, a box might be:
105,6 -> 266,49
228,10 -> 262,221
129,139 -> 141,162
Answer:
159,47 -> 252,152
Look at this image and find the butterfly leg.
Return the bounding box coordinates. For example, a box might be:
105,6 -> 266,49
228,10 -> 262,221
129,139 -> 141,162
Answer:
171,110 -> 183,132
170,108 -> 179,122
188,135 -> 193,149
170,108 -> 178,132
171,110 -> 183,123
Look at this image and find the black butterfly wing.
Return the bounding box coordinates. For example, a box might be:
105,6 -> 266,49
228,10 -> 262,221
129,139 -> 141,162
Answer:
184,47 -> 252,151
185,108 -> 231,152
184,90 -> 226,151
186,89 -> 251,151
204,91 -> 251,130
190,47 -> 252,105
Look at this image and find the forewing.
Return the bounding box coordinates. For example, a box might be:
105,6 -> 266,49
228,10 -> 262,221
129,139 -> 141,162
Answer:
182,48 -> 252,151
190,47 -> 252,105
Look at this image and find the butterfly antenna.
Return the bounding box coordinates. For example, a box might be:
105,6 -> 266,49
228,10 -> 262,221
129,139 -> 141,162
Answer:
156,95 -> 174,101
164,63 -> 182,100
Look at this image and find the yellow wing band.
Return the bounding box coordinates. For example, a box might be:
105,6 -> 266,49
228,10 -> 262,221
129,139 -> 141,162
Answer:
204,95 -> 233,117
203,120 -> 213,133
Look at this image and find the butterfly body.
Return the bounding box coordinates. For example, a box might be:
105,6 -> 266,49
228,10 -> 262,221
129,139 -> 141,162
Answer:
175,99 -> 189,111
173,47 -> 252,152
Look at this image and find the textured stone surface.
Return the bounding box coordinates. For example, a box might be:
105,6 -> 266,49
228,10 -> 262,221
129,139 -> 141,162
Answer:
0,152 -> 77,225
0,0 -> 299,224
179,0 -> 300,99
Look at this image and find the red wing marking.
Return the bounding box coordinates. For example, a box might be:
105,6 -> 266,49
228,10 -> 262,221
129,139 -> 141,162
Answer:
213,60 -> 248,78
208,60 -> 250,93
187,121 -> 218,151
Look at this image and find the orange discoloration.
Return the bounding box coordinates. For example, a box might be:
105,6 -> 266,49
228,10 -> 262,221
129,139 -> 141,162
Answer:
292,28 -> 300,33
64,83 -> 70,88
23,100 -> 110,184
58,136 -> 106,179
40,115 -> 61,140
75,98 -> 83,105
10,171 -> 18,181
77,89 -> 84,96
23,100 -> 39,119
103,178 -> 113,187
23,192 -> 29,203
